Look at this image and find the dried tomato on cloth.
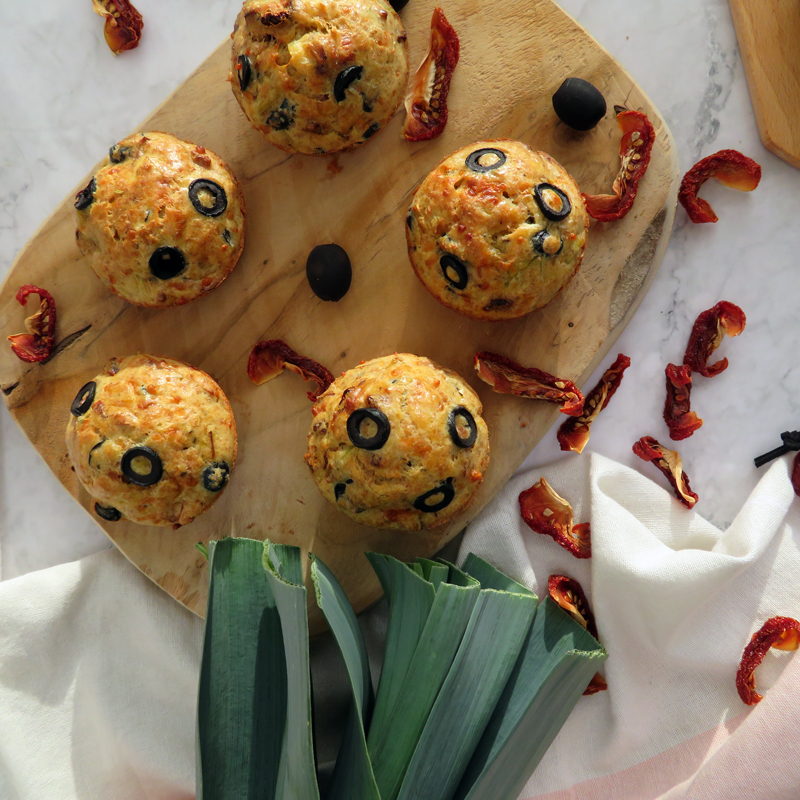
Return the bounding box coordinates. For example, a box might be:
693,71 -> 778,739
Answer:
558,353 -> 630,453
683,301 -> 746,378
474,351 -> 584,416
582,108 -> 655,221
401,7 -> 460,141
91,0 -> 143,54
7,285 -> 57,363
663,363 -> 703,441
632,436 -> 698,509
519,478 -> 591,558
736,617 -> 800,705
248,339 -> 334,401
678,149 -> 761,224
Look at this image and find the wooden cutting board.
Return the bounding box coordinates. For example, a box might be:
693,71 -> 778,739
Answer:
729,0 -> 800,169
0,0 -> 678,629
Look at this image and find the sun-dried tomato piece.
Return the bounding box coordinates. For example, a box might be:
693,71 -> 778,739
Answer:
792,453 -> 800,497
7,285 -> 57,364
736,616 -> 800,705
401,7 -> 460,142
519,478 -> 591,558
663,363 -> 703,441
91,0 -> 143,54
583,674 -> 608,695
558,353 -> 630,453
582,109 -> 655,222
678,149 -> 761,224
248,339 -> 334,401
683,301 -> 746,378
475,351 -> 584,416
633,436 -> 698,508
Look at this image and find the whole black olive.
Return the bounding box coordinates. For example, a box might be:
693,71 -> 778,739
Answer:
267,99 -> 295,130
465,148 -> 507,173
188,179 -> 228,217
74,177 -> 97,211
440,254 -> 468,290
389,0 -> 409,10
109,144 -> 132,163
306,243 -> 352,302
347,408 -> 391,450
202,461 -> 230,493
532,229 -> 564,256
334,66 -> 364,102
413,478 -> 455,513
149,246 -> 186,280
121,446 -> 163,487
71,381 -> 97,417
534,183 -> 572,222
447,407 -> 477,448
552,77 -> 607,131
238,54 -> 253,92
95,503 -> 121,522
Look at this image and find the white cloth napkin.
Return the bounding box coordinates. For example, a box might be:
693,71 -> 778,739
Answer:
1,453 -> 799,799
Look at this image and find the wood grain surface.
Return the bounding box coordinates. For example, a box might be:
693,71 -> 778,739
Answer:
0,0 -> 678,630
729,0 -> 800,169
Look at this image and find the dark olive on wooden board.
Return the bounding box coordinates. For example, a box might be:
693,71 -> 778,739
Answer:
109,144 -> 132,163
390,0 -> 410,10
413,478 -> 455,513
466,147 -> 507,173
440,254 -> 468,290
534,183 -> 572,221
448,406 -> 477,448
121,446 -> 163,487
552,77 -> 607,131
94,503 -> 122,521
267,99 -> 295,130
149,246 -> 186,280
71,381 -> 97,417
237,54 -> 252,92
202,461 -> 230,492
306,244 -> 352,301
347,408 -> 391,450
334,66 -> 364,102
188,179 -> 228,217
74,177 -> 97,211
532,229 -> 563,257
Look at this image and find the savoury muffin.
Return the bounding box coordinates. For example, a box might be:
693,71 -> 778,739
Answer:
305,353 -> 489,530
406,140 -> 589,321
65,354 -> 238,528
230,0 -> 409,155
75,131 -> 246,308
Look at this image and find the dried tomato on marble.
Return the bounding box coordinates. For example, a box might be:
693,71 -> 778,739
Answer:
519,478 -> 591,558
474,351 -> 584,416
558,353 -> 630,453
401,7 -> 460,142
736,616 -> 800,705
248,339 -> 334,401
91,0 -> 143,55
632,436 -> 698,509
663,363 -> 703,441
7,285 -> 57,363
683,301 -> 746,378
678,149 -> 761,224
582,108 -> 655,222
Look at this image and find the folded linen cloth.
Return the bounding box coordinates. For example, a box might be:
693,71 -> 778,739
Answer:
0,453 -> 799,799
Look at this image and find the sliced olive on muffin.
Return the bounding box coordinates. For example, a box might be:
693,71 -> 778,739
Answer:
413,478 -> 456,512
188,179 -> 228,217
74,177 -> 97,211
466,147 -> 507,173
534,183 -> 572,221
347,408 -> 391,450
71,381 -> 97,417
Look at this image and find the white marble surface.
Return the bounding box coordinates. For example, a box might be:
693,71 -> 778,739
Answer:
1,0 -> 799,580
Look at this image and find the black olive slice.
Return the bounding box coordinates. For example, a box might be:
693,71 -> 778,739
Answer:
347,408 -> 391,451
202,461 -> 231,493
440,254 -> 468,290
109,144 -> 132,163
70,381 -> 97,417
238,54 -> 252,92
267,99 -> 295,130
552,77 -> 607,132
149,246 -> 186,280
532,229 -> 564,256
447,406 -> 477,448
334,479 -> 353,501
74,177 -> 96,211
466,148 -> 507,173
534,183 -> 572,221
306,243 -> 352,302
406,211 -> 414,230
121,446 -> 163,487
413,478 -> 455,513
334,66 -> 364,102
188,179 -> 228,217
363,122 -> 380,139
222,229 -> 233,247
94,503 -> 122,522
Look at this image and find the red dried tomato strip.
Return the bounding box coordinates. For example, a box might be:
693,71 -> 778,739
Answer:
91,0 -> 143,54
582,109 -> 655,222
632,436 -> 698,508
683,301 -> 746,378
792,453 -> 800,497
583,674 -> 608,695
401,7 -> 460,142
475,351 -> 584,416
519,478 -> 591,558
663,363 -> 703,441
678,149 -> 761,224
736,616 -> 800,705
558,353 -> 630,453
248,339 -> 334,401
7,285 -> 57,364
